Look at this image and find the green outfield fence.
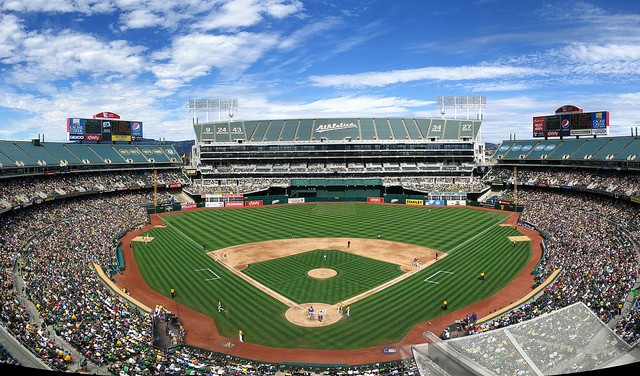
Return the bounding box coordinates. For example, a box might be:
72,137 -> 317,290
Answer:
146,195 -> 525,214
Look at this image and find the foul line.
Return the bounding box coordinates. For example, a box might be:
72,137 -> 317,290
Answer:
160,217 -> 204,250
444,216 -> 512,255
424,270 -> 454,284
195,268 -> 221,281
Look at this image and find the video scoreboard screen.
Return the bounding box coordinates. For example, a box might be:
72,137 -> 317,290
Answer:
67,118 -> 143,142
532,111 -> 609,137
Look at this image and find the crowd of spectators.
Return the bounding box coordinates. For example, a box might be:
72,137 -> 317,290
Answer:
1,191 -> 158,371
486,166 -> 640,197
0,170 -> 188,211
187,178 -> 290,195
392,177 -> 485,193
453,186 -> 640,347
0,171 -> 420,375
202,162 -> 479,176
188,175 -> 486,196
0,343 -> 19,366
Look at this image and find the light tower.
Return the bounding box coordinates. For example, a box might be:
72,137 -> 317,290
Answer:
436,95 -> 486,120
189,99 -> 238,123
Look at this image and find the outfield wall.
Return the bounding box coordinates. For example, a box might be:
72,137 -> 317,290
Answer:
148,194 -> 485,214
148,194 -> 530,214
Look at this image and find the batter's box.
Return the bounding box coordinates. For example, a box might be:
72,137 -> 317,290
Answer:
424,270 -> 454,284
195,268 -> 221,281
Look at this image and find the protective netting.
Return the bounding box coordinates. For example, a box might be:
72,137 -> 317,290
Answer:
412,302 -> 635,375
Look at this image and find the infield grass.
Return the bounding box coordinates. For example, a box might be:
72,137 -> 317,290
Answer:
133,203 -> 530,350
244,249 -> 404,304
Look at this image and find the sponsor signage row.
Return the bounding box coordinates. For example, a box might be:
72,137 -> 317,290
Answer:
246,200 -> 264,207
367,197 -> 384,203
406,199 -> 424,206
225,201 -> 244,207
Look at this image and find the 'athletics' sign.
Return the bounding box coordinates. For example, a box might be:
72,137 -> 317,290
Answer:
315,122 -> 357,133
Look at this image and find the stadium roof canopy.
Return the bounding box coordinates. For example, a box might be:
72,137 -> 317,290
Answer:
0,140 -> 180,169
193,118 -> 482,143
491,136 -> 639,163
412,302 -> 640,376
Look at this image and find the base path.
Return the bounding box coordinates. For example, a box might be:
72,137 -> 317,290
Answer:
114,206 -> 542,365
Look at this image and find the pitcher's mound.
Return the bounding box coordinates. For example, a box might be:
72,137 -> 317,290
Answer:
307,268 -> 337,279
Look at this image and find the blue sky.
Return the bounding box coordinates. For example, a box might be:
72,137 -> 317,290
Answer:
1,0 -> 640,143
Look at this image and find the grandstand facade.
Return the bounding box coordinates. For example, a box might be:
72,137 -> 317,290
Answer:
188,117 -> 488,197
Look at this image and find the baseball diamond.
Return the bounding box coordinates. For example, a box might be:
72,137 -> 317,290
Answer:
118,203 -> 534,357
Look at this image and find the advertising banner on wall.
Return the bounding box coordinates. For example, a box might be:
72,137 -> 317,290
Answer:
225,201 -> 244,207
367,197 -> 384,203
287,198 -> 305,204
246,200 -> 264,207
446,200 -> 467,206
425,200 -> 446,206
405,199 -> 424,206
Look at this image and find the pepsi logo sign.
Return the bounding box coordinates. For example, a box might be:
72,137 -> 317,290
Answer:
132,122 -> 141,131
561,119 -> 570,129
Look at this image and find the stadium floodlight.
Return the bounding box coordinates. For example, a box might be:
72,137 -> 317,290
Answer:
437,96 -> 486,120
189,99 -> 238,123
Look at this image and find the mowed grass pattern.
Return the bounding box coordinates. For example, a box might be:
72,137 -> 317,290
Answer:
244,249 -> 404,304
133,204 -> 530,350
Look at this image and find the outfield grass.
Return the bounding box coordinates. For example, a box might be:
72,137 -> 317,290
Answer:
133,203 -> 530,350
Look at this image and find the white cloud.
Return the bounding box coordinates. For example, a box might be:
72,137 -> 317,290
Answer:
273,95 -> 433,117
310,66 -> 546,88
0,13 -> 24,59
118,8 -> 163,29
263,0 -> 303,18
192,0 -> 303,31
278,17 -> 340,50
3,29 -> 146,84
563,43 -> 640,62
0,0 -> 113,13
151,32 -> 279,89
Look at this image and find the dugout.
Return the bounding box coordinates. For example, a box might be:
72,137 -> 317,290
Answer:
288,178 -> 382,198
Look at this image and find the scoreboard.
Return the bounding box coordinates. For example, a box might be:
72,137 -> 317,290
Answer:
532,111 -> 609,138
67,118 -> 143,142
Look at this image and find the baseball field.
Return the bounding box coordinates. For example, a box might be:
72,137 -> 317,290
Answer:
131,203 -> 531,350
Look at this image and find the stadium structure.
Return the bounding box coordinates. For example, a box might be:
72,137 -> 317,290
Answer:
185,116 -> 489,204
1,102 -> 640,375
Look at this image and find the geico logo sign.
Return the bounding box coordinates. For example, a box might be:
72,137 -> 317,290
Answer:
315,122 -> 357,133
